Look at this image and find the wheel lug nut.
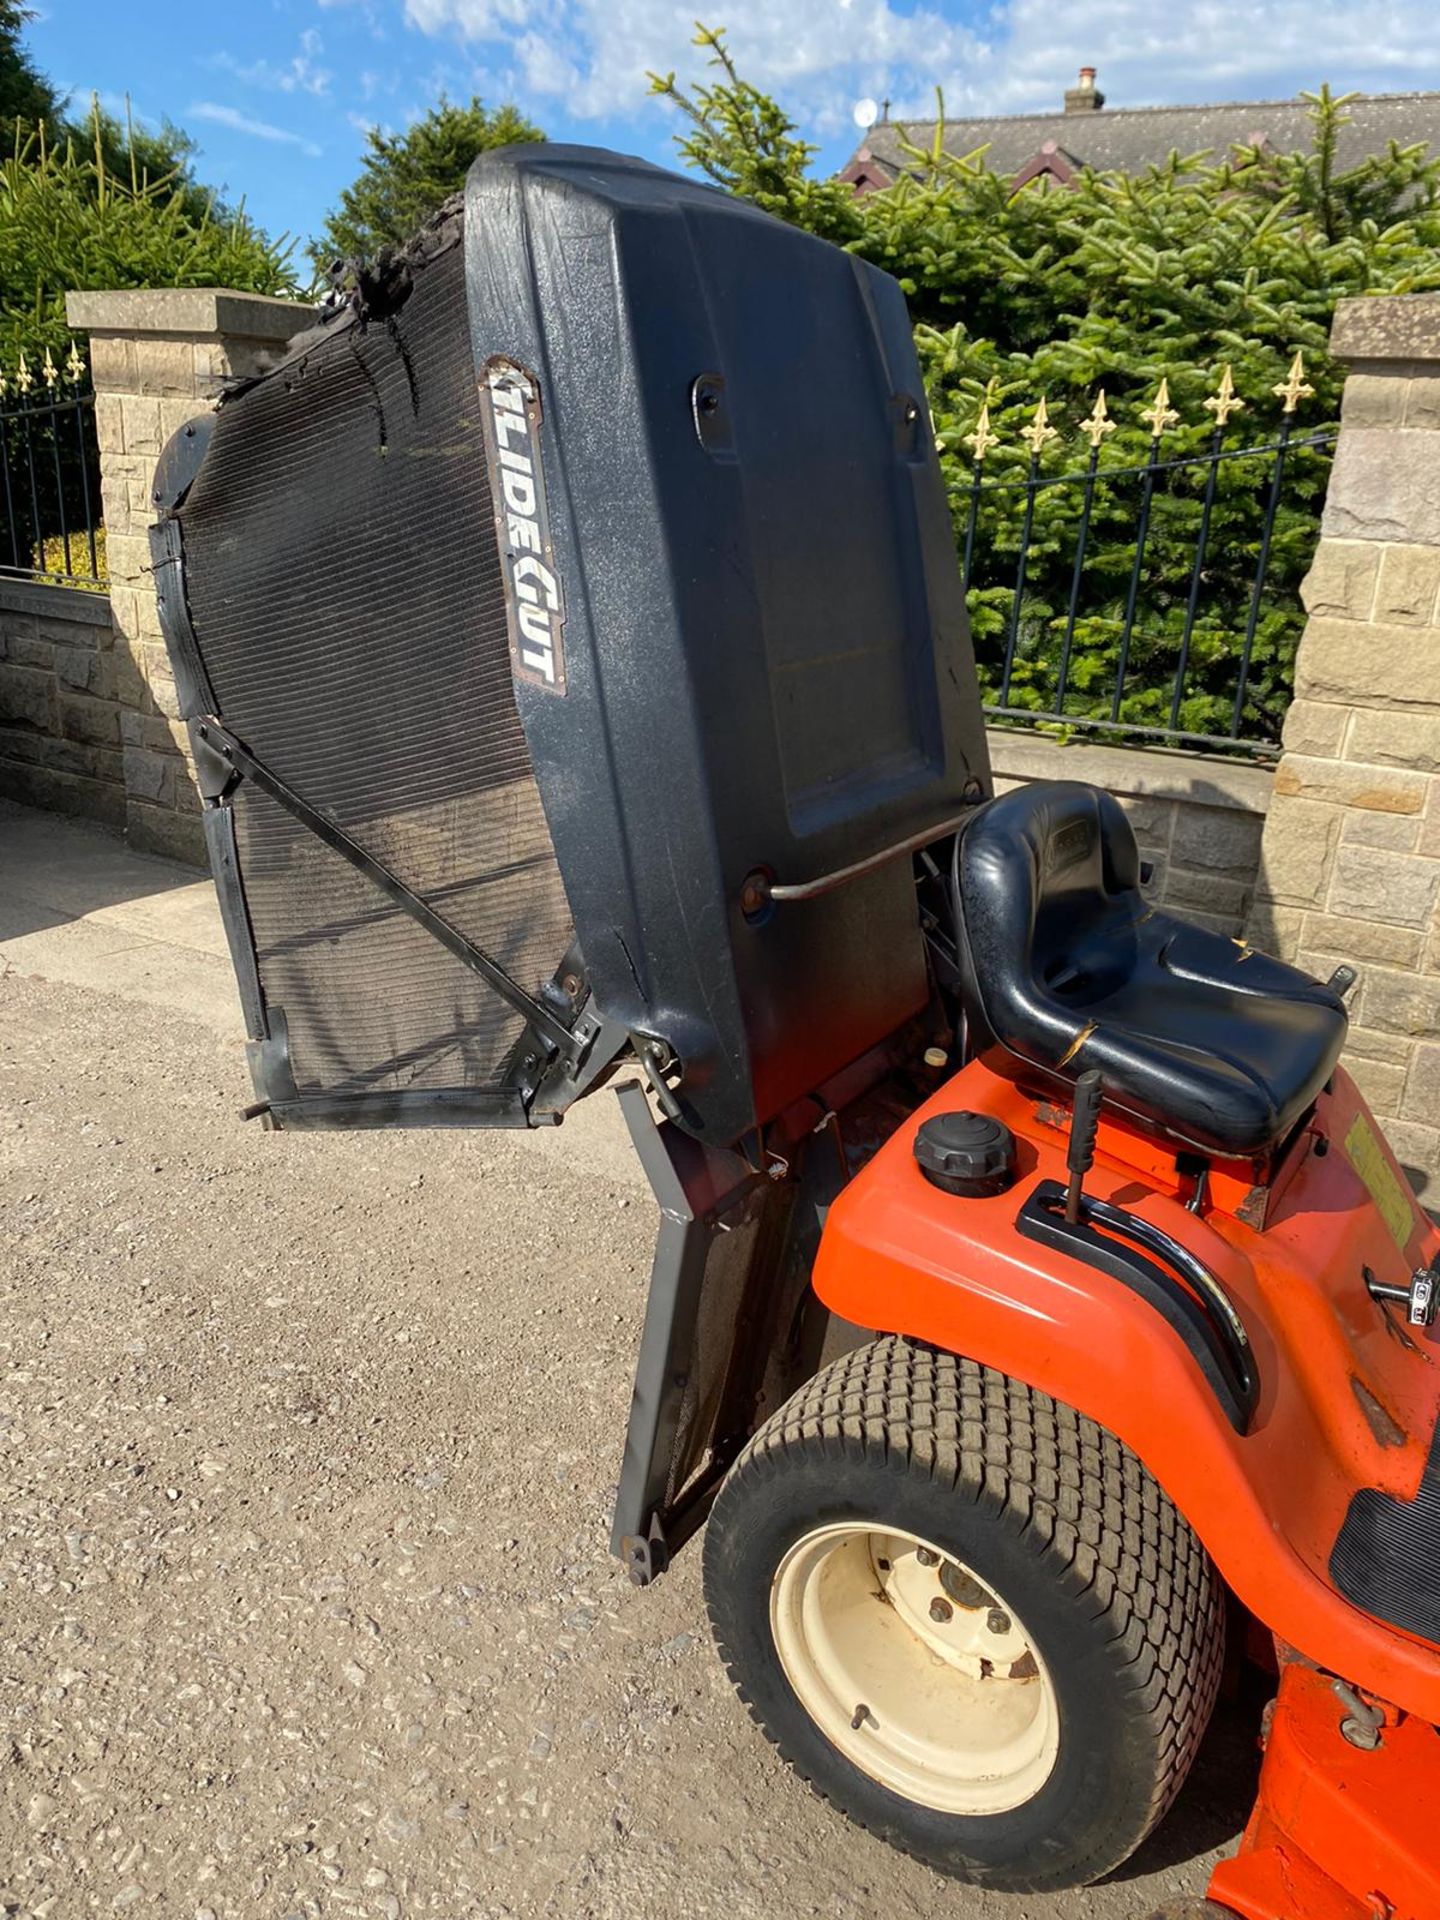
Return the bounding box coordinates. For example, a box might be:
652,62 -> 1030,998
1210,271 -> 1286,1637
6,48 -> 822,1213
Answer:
915,1547 -> 938,1567
929,1597 -> 953,1624
986,1608 -> 1011,1635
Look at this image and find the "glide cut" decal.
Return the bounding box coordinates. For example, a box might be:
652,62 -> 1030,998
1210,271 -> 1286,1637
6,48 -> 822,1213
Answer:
478,356 -> 567,695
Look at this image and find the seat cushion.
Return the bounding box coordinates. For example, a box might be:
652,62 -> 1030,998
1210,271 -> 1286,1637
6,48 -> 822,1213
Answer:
954,782 -> 1347,1159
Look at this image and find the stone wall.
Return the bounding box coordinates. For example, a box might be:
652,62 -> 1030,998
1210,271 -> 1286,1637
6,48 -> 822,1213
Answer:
1248,293 -> 1440,1181
63,288 -> 314,861
0,580 -> 120,825
989,730 -> 1272,938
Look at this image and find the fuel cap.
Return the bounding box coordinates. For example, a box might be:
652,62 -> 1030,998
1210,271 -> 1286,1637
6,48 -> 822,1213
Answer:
914,1111 -> 1016,1198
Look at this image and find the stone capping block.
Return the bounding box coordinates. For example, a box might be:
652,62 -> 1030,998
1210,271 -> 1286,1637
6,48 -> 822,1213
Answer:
0,580 -> 112,628
1332,294 -> 1440,368
985,728 -> 1273,814
65,286 -> 315,342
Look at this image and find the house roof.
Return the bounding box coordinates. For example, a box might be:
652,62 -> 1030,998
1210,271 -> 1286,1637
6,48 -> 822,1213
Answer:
845,91 -> 1440,187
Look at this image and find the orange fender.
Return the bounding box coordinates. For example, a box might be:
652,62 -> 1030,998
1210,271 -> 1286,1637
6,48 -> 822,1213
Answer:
813,1060 -> 1440,1721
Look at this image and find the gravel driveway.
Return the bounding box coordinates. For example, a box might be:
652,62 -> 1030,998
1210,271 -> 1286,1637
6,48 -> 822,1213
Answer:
0,961 -> 1255,1919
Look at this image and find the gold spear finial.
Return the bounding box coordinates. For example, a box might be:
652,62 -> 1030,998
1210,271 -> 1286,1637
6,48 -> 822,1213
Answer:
41,347 -> 57,388
15,350 -> 32,395
965,401 -> 1000,462
1273,349 -> 1315,414
1079,389 -> 1116,450
1140,377 -> 1179,439
65,341 -> 85,384
1020,396 -> 1059,457
1204,364 -> 1246,428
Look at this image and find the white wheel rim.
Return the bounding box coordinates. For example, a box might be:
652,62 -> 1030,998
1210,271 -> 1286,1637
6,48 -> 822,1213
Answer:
769,1523 -> 1060,1815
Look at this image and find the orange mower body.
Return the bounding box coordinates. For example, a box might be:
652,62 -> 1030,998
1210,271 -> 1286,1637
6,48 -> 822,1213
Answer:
815,1056 -> 1440,1917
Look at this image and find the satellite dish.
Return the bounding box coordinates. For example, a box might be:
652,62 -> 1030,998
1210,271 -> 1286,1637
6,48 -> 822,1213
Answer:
853,98 -> 878,130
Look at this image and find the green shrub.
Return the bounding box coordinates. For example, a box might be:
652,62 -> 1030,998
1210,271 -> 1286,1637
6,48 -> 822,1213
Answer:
312,98 -> 545,272
0,104 -> 300,372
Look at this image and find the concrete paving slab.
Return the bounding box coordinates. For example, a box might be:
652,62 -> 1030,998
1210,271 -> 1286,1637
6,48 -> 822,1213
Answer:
0,899 -> 243,1036
0,798 -> 221,942
0,799 -> 243,1039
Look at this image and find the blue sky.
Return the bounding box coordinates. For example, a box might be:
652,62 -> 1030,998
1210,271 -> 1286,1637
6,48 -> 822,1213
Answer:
27,0 -> 1440,256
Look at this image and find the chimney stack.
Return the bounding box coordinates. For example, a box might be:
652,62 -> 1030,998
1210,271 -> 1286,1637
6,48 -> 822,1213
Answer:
1064,66 -> 1105,114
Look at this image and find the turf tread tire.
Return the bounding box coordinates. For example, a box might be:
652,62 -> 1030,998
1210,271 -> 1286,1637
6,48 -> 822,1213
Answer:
703,1336 -> 1225,1890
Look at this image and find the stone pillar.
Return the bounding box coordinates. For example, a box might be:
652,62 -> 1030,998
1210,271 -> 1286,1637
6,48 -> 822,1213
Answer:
1249,294 -> 1440,1183
64,288 -> 314,863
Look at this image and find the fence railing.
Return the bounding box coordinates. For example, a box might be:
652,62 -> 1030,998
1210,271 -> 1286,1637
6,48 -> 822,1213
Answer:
0,345 -> 105,589
957,356 -> 1335,758
0,339 -> 1334,751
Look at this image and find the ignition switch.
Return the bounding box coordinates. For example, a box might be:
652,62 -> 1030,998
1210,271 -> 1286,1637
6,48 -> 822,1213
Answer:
1366,1264 -> 1440,1329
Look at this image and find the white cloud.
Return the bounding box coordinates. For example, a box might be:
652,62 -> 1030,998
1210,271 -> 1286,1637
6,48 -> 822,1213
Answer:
962,0 -> 1440,120
404,0 -> 990,121
188,101 -> 324,157
46,83 -> 170,135
215,28 -> 334,97
316,0 -> 391,38
394,0 -> 1440,141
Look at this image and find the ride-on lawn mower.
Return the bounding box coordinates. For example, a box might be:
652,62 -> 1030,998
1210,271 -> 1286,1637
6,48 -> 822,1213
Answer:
149,143 -> 1440,1917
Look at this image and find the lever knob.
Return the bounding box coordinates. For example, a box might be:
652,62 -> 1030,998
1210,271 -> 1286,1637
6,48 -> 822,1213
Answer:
1067,1069 -> 1104,1177
1065,1069 -> 1104,1225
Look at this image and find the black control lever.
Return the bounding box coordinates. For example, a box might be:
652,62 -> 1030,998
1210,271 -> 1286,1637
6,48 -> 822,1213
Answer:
1065,1069 -> 1104,1225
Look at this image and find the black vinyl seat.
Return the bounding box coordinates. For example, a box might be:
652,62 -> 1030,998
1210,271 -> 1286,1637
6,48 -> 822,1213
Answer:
952,781 -> 1348,1159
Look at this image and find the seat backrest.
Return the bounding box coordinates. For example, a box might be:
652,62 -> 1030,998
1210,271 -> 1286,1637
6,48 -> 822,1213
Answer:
954,781 -> 1142,1066
953,777 -> 1350,1158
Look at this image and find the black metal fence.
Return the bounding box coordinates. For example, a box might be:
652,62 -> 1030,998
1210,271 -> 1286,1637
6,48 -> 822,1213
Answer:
960,358 -> 1336,758
0,343 -> 1335,749
0,345 -> 104,588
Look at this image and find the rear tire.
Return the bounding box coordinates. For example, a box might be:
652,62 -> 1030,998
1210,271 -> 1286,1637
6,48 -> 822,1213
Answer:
703,1337 -> 1224,1892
